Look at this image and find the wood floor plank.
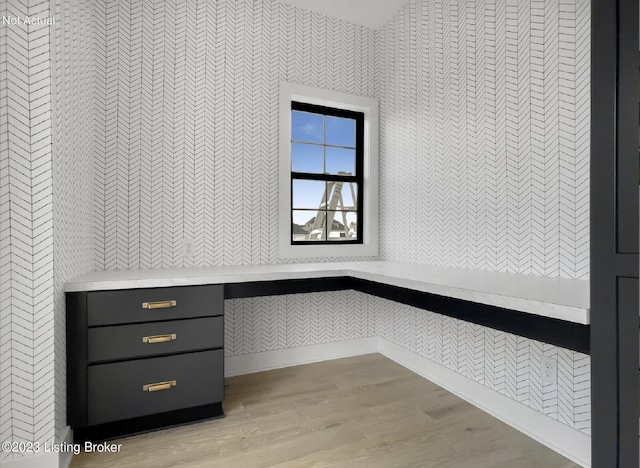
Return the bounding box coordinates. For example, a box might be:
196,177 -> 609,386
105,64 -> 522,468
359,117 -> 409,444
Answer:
70,354 -> 579,468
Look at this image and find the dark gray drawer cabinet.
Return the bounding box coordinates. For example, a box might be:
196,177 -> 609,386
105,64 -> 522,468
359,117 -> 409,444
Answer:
87,284 -> 223,326
67,285 -> 225,442
87,316 -> 224,363
88,350 -> 224,425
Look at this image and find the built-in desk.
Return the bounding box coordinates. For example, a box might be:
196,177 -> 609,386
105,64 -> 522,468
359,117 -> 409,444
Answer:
65,261 -> 590,442
66,261 -> 590,352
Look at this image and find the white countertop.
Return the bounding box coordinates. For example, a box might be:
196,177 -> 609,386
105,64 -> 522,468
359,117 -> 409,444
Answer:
65,261 -> 590,324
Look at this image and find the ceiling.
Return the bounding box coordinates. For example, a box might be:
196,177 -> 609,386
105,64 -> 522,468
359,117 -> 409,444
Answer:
277,0 -> 410,29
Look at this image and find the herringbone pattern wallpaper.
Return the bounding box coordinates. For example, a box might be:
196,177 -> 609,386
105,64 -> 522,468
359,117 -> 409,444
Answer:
1,1 -> 95,462
225,292 -> 591,433
376,0 -> 590,279
1,0 -> 56,462
51,0 -> 95,446
93,0 -> 376,270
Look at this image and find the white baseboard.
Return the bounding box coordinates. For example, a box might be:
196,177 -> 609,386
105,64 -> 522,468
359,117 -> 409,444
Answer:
2,426 -> 73,468
1,453 -> 59,468
58,426 -> 73,468
377,338 -> 591,468
224,337 -> 379,377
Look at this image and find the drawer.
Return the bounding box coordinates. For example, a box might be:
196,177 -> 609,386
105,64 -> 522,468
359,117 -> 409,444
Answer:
87,285 -> 223,326
87,349 -> 224,425
88,316 -> 224,363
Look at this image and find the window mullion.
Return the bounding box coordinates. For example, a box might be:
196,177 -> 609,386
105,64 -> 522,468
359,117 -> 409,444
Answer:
291,172 -> 358,183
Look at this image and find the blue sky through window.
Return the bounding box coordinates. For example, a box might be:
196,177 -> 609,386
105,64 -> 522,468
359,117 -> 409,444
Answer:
326,147 -> 355,174
292,143 -> 323,173
292,180 -> 325,209
326,116 -> 355,147
292,111 -> 355,148
292,111 -> 323,143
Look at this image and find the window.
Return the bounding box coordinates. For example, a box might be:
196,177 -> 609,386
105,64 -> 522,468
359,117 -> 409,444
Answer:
279,83 -> 378,258
290,102 -> 363,244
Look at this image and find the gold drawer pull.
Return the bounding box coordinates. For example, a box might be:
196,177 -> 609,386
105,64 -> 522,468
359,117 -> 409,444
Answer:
142,333 -> 177,344
142,300 -> 177,309
143,380 -> 177,392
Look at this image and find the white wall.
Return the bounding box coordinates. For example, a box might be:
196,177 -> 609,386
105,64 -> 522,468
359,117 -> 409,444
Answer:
92,0 -> 591,279
92,0 -> 377,270
376,0 -> 590,279
50,0 -> 95,448
0,1 -> 95,465
0,1 -> 56,464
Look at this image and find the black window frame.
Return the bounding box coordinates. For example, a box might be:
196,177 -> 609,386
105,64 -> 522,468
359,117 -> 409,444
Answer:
290,101 -> 364,245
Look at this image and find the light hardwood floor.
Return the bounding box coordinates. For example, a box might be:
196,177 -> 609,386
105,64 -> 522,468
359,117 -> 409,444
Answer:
70,354 -> 578,468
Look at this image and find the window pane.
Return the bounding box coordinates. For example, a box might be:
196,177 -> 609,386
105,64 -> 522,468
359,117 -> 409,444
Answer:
338,183 -> 357,210
327,211 -> 358,240
326,147 -> 356,175
325,181 -> 358,211
292,143 -> 324,173
326,116 -> 355,147
292,210 -> 326,241
292,179 -> 325,209
292,111 -> 323,144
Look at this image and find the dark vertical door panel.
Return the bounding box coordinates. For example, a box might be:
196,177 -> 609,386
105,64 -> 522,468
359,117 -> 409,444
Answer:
617,277 -> 639,468
616,0 -> 639,254
590,0 -> 639,466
